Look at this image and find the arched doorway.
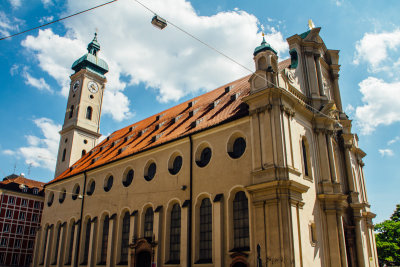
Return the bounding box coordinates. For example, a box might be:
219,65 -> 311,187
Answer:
136,251 -> 151,267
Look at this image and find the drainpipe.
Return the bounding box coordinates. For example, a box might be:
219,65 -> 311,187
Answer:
188,135 -> 193,267
74,171 -> 87,267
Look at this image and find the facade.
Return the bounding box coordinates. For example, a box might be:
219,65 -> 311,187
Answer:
0,174 -> 44,266
33,28 -> 378,267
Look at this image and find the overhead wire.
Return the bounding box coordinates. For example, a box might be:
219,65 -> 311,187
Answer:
133,0 -> 342,124
0,0 -> 119,41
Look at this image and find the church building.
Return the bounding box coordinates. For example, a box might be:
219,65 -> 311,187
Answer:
32,27 -> 378,267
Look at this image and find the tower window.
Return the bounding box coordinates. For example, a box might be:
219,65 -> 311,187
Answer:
62,149 -> 66,162
86,106 -> 93,120
82,150 -> 86,157
69,105 -> 74,119
302,139 -> 310,177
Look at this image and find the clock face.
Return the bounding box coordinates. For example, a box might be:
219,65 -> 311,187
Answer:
72,80 -> 80,92
87,81 -> 99,94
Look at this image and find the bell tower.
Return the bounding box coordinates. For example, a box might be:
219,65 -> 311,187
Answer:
249,35 -> 279,93
54,33 -> 108,177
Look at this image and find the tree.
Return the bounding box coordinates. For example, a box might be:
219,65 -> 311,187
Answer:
375,204 -> 400,265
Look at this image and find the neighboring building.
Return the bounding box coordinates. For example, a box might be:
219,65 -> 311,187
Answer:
33,27 -> 378,267
0,174 -> 44,266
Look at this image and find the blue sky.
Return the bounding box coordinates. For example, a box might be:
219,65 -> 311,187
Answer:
0,0 -> 399,222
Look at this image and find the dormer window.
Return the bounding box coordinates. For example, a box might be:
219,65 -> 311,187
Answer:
33,188 -> 39,195
86,106 -> 93,120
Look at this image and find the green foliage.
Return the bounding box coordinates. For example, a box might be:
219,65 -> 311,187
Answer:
375,204 -> 400,265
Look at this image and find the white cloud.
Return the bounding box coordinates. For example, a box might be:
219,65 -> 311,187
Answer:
10,64 -> 19,76
345,104 -> 355,114
353,29 -> 400,72
2,118 -> 61,171
9,0 -> 21,9
41,0 -> 52,7
39,16 -> 54,24
23,70 -> 52,92
354,77 -> 400,134
0,11 -> 23,37
378,149 -> 394,157
22,0 -> 288,121
388,136 -> 400,145
2,149 -> 15,156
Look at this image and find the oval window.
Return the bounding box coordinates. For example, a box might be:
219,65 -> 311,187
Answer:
123,169 -> 134,187
104,175 -> 114,192
47,192 -> 54,207
87,180 -> 96,196
145,162 -> 156,181
59,189 -> 66,203
72,184 -> 80,200
169,155 -> 182,175
228,137 -> 246,159
196,147 -> 212,167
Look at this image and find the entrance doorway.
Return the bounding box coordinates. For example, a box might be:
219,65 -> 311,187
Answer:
136,251 -> 151,267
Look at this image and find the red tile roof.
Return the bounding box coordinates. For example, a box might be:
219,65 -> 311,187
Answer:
50,60 -> 290,185
1,174 -> 45,190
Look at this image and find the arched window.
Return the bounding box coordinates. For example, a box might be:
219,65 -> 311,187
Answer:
66,223 -> 75,264
52,225 -> 62,264
100,216 -> 110,264
199,198 -> 212,263
86,106 -> 93,120
69,105 -> 74,119
81,150 -> 86,157
233,191 -> 250,251
144,208 -> 154,241
302,139 -> 310,177
169,204 -> 181,263
120,212 -> 130,264
40,227 -> 49,264
62,149 -> 66,162
82,220 -> 91,264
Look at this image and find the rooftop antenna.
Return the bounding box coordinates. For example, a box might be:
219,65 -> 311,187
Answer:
308,19 -> 315,30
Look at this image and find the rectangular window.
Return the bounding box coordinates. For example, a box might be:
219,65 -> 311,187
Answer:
22,187 -> 28,193
52,225 -> 62,264
14,239 -> 21,248
0,253 -> 5,264
3,224 -> 10,233
40,228 -> 49,265
120,212 -> 130,264
100,217 -> 109,264
11,253 -> 19,266
34,201 -> 40,209
32,214 -> 39,222
199,198 -> 212,263
6,210 -> 13,218
28,240 -> 34,249
21,199 -> 27,207
8,196 -> 15,204
0,238 -> 7,247
25,255 -> 32,266
17,225 -> 23,234
30,227 -> 36,236
33,188 -> 39,195
66,223 -> 76,264
19,212 -> 26,220
82,221 -> 91,264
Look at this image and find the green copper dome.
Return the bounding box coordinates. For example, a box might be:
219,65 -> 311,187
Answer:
253,36 -> 277,56
72,33 -> 109,78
